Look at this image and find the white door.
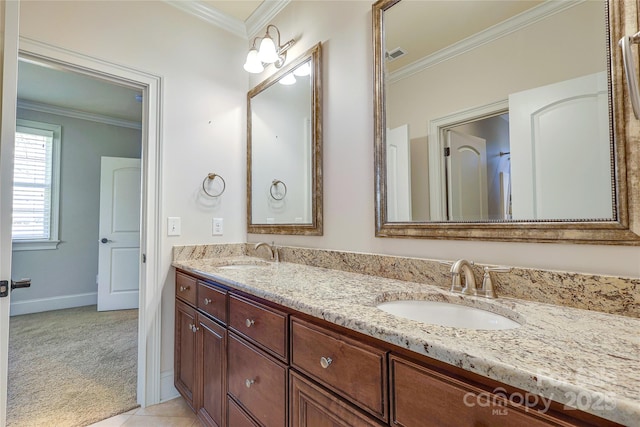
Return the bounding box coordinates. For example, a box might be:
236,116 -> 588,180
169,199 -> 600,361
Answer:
446,130 -> 488,221
509,72 -> 611,220
97,157 -> 141,311
0,2 -> 19,425
386,124 -> 412,221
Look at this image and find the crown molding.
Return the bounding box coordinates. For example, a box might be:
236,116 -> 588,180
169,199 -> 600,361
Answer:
17,99 -> 142,130
246,0 -> 292,39
389,0 -> 583,84
163,0 -> 248,39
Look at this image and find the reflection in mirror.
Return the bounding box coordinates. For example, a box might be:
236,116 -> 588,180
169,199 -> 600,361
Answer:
248,43 -> 322,235
385,0 -> 612,222
374,0 -> 640,244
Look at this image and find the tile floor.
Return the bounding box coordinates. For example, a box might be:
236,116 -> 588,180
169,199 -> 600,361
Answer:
88,397 -> 203,427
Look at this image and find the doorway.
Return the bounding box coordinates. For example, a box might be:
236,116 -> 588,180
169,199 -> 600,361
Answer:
0,34 -> 163,426
8,55 -> 143,425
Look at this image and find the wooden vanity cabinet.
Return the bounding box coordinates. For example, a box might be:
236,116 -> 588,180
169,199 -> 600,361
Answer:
390,355 -> 571,427
290,370 -> 386,427
227,333 -> 288,427
290,317 -> 388,422
175,299 -> 197,409
175,277 -> 228,427
197,314 -> 226,427
175,269 -> 622,427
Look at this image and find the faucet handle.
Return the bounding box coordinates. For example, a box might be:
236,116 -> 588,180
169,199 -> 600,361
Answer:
480,266 -> 511,298
484,266 -> 511,273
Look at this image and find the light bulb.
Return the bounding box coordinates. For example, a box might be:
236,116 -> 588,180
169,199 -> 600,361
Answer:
258,36 -> 279,64
243,49 -> 264,74
293,62 -> 311,77
279,73 -> 296,85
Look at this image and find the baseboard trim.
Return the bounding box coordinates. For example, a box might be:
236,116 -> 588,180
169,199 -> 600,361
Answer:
10,292 -> 97,316
160,370 -> 179,403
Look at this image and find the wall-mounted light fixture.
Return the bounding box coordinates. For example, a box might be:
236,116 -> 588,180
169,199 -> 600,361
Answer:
243,24 -> 295,74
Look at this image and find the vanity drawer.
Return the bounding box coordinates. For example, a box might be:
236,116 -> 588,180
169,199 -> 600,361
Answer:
228,293 -> 288,360
290,317 -> 388,421
176,272 -> 197,305
197,281 -> 227,324
228,397 -> 259,427
227,333 -> 287,427
390,355 -> 574,427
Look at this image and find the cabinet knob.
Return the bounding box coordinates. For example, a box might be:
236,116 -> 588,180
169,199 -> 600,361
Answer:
188,324 -> 198,333
203,298 -> 212,305
245,319 -> 255,328
245,378 -> 255,388
179,286 -> 190,292
320,356 -> 333,369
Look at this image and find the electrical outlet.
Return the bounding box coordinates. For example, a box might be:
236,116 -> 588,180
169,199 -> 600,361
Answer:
212,218 -> 223,236
168,217 -> 181,236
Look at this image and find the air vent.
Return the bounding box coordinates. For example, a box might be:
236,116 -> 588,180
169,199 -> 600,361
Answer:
386,47 -> 407,62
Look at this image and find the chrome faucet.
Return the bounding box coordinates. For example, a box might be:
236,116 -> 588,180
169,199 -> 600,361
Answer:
254,241 -> 279,262
479,266 -> 511,298
449,259 -> 477,295
445,259 -> 511,298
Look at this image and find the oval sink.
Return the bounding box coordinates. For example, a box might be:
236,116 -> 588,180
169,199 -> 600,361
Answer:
377,300 -> 520,330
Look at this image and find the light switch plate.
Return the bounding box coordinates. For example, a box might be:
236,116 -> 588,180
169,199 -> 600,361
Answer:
167,217 -> 181,236
212,218 -> 223,236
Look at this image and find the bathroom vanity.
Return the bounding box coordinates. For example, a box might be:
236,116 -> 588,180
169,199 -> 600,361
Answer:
172,255 -> 637,427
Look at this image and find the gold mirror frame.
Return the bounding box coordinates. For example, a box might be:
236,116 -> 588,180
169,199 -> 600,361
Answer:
247,43 -> 323,235
373,0 -> 640,245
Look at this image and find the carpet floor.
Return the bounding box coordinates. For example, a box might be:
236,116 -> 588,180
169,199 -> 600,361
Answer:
7,305 -> 139,427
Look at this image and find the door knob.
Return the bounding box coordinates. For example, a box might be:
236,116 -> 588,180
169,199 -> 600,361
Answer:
100,238 -> 112,244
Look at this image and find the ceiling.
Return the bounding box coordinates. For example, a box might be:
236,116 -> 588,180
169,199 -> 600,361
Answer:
204,0 -> 263,21
385,1 -> 543,72
17,1 -> 266,124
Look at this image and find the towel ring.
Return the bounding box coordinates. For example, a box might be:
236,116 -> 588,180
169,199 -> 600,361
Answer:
202,173 -> 226,197
270,179 -> 287,200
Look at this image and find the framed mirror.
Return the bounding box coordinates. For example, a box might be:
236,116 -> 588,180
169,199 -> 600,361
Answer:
373,0 -> 640,244
248,43 -> 322,235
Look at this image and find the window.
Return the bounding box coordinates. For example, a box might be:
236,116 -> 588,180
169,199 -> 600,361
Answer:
12,119 -> 61,251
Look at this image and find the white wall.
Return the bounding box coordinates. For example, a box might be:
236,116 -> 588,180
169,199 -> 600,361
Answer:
247,1 -> 640,279
18,0 -> 248,380
10,108 -> 141,314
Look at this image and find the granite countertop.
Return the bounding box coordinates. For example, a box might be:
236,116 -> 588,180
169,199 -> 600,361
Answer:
172,256 -> 640,426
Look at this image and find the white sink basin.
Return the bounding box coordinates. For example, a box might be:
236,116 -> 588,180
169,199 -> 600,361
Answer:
377,300 -> 520,330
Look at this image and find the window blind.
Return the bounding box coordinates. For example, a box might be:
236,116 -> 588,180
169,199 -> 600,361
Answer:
12,127 -> 54,240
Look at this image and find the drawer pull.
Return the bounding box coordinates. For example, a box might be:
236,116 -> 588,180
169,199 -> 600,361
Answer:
179,285 -> 190,292
320,356 -> 333,369
203,298 -> 212,305
245,378 -> 255,388
245,319 -> 255,327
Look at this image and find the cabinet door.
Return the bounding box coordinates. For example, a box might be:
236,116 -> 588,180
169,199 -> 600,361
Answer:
197,314 -> 226,427
175,299 -> 197,409
290,371 -> 386,427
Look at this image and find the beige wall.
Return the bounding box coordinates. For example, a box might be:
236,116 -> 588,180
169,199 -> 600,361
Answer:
15,0 -> 640,402
18,0 -> 248,383
386,1 -> 606,139
248,1 -> 640,279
